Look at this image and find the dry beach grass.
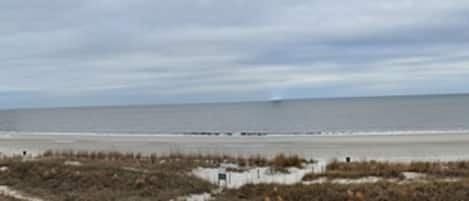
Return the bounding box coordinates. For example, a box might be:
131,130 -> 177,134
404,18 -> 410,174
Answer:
0,195 -> 21,201
215,181 -> 469,201
2,151 -> 469,200
0,159 -> 214,201
0,150 -> 308,201
303,160 -> 469,181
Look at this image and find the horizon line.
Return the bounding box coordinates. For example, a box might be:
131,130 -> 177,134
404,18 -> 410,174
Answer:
1,92 -> 468,111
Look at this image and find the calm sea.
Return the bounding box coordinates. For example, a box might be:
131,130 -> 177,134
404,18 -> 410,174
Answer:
1,94 -> 469,135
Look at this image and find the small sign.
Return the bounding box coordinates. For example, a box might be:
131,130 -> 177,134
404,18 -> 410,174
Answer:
218,167 -> 227,186
218,173 -> 227,180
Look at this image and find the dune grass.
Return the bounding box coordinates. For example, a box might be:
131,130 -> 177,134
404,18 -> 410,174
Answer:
0,195 -> 22,201
0,159 -> 214,201
303,160 -> 469,181
37,150 -> 307,170
304,160 -> 406,180
6,151 -> 469,201
215,180 -> 469,201
0,150 -> 311,201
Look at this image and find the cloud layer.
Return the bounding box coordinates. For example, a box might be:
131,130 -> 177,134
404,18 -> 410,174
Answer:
2,0 -> 469,108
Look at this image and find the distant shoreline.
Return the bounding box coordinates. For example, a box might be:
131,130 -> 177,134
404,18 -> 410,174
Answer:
1,129 -> 469,137
2,132 -> 469,162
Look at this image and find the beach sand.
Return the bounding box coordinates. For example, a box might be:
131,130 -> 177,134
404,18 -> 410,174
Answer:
1,132 -> 469,162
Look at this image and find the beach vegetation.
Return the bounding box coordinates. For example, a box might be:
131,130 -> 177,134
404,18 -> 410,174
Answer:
303,160 -> 469,181
215,180 -> 469,201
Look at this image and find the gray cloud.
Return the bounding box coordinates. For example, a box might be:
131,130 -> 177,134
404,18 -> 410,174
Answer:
1,0 -> 469,108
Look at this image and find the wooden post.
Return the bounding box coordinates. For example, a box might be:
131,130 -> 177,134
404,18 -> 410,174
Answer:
346,156 -> 351,163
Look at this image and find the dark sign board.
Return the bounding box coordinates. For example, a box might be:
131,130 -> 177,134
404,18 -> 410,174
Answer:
218,173 -> 227,180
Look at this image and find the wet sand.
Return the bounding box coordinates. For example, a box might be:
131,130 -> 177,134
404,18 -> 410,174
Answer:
1,133 -> 469,161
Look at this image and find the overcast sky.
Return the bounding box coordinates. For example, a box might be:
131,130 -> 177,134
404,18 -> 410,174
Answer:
1,0 -> 469,109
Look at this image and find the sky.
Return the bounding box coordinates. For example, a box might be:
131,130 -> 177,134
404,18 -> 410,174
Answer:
1,0 -> 469,109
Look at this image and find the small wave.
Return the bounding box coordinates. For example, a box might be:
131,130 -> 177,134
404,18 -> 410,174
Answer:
268,129 -> 469,137
1,129 -> 469,137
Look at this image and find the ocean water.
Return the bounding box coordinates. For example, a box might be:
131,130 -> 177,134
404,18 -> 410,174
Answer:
1,94 -> 469,135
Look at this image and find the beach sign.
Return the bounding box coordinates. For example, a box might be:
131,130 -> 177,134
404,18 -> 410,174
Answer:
218,167 -> 227,187
218,167 -> 227,180
218,173 -> 227,180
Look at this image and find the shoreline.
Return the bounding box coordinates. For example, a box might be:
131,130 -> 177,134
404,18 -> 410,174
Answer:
2,129 -> 469,137
2,132 -> 469,162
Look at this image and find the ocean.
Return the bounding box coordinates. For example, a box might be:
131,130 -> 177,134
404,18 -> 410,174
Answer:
1,94 -> 469,135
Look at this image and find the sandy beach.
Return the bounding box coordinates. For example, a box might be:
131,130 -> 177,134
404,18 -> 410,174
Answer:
2,132 -> 469,162
2,132 -> 469,200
